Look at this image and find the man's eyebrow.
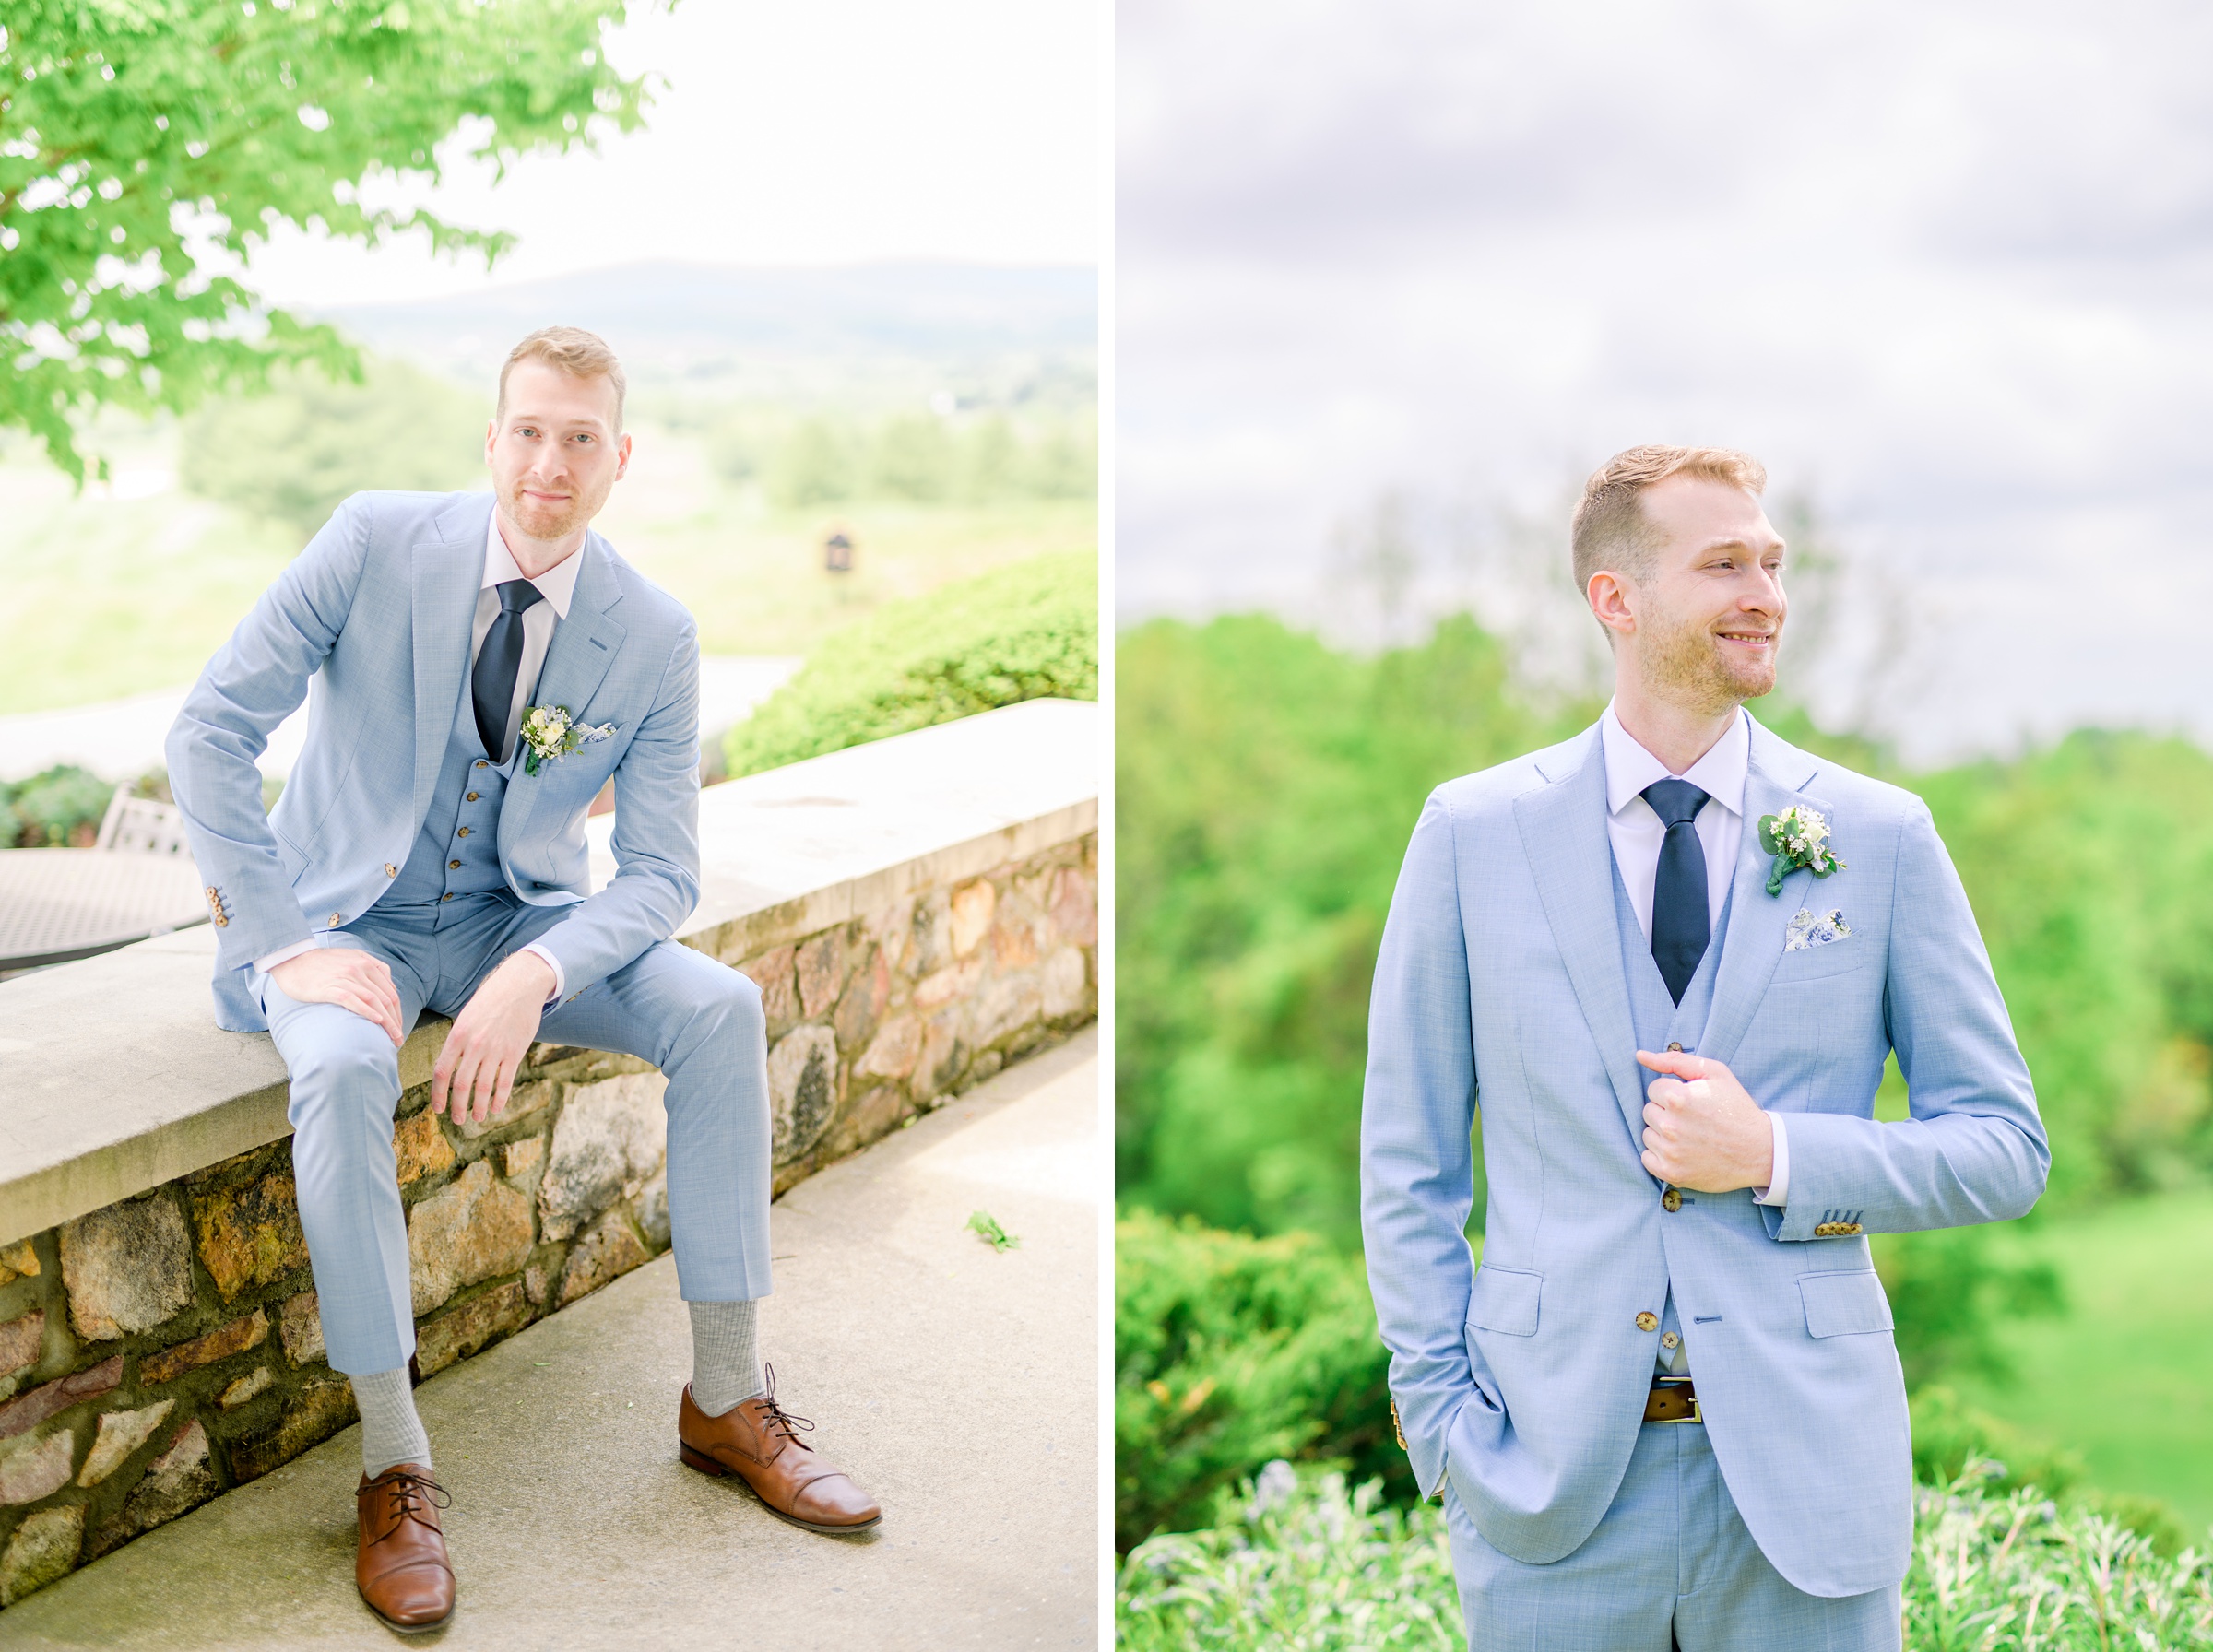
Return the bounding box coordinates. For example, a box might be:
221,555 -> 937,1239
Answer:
1698,534 -> 1785,556
503,411 -> 610,433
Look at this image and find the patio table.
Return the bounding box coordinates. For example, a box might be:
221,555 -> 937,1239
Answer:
0,848 -> 209,972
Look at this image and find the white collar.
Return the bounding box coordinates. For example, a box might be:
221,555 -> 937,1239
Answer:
1600,702 -> 1750,819
483,508 -> 582,620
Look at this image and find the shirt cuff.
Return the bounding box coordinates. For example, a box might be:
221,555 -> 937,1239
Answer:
254,938 -> 321,976
520,942 -> 566,1006
1752,1111 -> 1790,1207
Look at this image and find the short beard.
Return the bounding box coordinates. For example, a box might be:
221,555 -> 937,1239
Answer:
503,481 -> 599,545
1638,608 -> 1776,712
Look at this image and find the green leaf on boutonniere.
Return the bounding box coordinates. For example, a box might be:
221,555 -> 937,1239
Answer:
1758,805 -> 1845,895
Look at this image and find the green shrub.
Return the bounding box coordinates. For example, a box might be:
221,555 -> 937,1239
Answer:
723,552 -> 1096,778
1115,1209 -> 1410,1553
1118,1469 -> 1461,1650
1116,1466 -> 2213,1650
1910,1385 -> 2086,1498
1116,614 -> 1562,1247
1,765 -> 115,847
1875,1227 -> 2065,1390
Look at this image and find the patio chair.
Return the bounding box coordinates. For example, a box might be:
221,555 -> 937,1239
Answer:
94,785 -> 191,857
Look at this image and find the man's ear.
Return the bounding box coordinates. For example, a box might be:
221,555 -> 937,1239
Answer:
1587,569 -> 1638,643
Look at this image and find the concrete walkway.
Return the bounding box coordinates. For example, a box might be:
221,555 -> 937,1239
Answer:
2,1031 -> 1099,1650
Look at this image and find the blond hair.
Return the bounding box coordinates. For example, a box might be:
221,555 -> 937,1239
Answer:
496,326 -> 627,431
1569,444 -> 1767,593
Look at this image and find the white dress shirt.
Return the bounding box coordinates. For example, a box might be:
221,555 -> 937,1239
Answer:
256,512 -> 583,1005
1599,702 -> 1790,1207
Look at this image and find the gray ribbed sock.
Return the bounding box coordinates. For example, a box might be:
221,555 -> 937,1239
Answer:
689,1300 -> 764,1418
352,1366 -> 432,1480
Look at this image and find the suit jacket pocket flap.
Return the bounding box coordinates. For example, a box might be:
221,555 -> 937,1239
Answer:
1466,1266 -> 1542,1337
1798,1269 -> 1894,1338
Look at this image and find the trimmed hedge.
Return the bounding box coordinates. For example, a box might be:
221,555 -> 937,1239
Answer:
723,551 -> 1096,778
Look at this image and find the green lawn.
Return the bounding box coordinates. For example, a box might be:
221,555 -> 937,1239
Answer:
1956,1188 -> 2213,1540
0,425 -> 1095,714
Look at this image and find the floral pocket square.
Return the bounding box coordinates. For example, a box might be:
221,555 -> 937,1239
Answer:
1784,907 -> 1852,951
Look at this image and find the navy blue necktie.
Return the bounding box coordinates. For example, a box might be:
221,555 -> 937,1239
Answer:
1643,778 -> 1710,1005
473,579 -> 543,762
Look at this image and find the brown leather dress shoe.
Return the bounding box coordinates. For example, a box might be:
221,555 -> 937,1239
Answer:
678,1364 -> 882,1535
355,1465 -> 456,1633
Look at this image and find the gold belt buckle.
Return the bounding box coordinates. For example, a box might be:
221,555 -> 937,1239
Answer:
1649,1378 -> 1702,1424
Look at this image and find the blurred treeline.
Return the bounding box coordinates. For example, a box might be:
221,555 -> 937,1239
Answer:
1113,610 -> 2213,1546
701,407 -> 1096,509
175,357 -> 1095,538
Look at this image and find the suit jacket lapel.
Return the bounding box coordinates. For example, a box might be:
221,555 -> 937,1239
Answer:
410,497 -> 493,830
1514,728 -> 1651,1148
1700,726 -> 1829,1066
499,533 -> 628,853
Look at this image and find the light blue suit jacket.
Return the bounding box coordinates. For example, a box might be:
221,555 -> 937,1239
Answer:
1360,716 -> 2047,1599
166,490 -> 703,1033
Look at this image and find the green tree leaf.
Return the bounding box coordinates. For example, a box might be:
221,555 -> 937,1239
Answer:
0,0 -> 656,482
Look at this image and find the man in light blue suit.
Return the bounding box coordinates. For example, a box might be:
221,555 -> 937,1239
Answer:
1361,445 -> 2048,1649
168,329 -> 880,1633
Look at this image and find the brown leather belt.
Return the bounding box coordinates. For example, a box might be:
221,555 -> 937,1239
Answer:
1644,1378 -> 1701,1423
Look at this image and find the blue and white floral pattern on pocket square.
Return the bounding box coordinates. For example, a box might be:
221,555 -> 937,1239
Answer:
1784,907 -> 1852,951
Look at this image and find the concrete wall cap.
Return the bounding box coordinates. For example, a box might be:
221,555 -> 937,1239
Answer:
0,700 -> 1097,1245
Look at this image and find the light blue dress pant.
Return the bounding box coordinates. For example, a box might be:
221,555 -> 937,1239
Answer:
258,892 -> 773,1376
1444,1419 -> 1902,1651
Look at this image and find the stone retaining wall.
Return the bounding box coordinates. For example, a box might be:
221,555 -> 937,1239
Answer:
0,832 -> 1095,1606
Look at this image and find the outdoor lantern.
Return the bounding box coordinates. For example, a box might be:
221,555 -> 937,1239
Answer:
823,530 -> 856,573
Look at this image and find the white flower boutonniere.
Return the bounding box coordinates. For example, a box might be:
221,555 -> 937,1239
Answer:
1757,804 -> 1845,896
518,704 -> 616,776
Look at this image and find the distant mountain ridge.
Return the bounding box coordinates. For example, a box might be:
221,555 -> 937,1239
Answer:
320,262 -> 1097,374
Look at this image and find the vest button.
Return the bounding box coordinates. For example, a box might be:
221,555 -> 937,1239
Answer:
1636,1311 -> 1659,1332
449,859 -> 462,870
467,792 -> 479,802
1666,1042 -> 1684,1053
457,827 -> 471,837
1662,1188 -> 1682,1212
442,892 -> 455,902
1661,1331 -> 1680,1351
476,761 -> 488,769
385,864 -> 397,877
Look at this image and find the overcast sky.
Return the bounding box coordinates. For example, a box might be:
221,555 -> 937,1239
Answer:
1118,0 -> 2213,759
244,0 -> 1099,307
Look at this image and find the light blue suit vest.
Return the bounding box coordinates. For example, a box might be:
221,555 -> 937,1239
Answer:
385,659 -> 523,907
1360,717 -> 2048,1599
1614,862 -> 1730,1375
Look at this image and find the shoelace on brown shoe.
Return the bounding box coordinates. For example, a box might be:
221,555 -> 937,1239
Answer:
368,1469 -> 451,1544
756,1363 -> 817,1449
